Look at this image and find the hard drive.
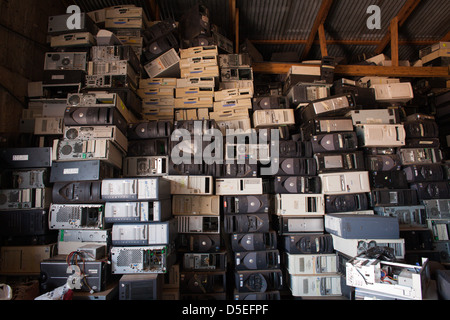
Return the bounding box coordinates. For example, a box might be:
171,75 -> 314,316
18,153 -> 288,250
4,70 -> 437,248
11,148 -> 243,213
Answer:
223,195 -> 272,214
235,270 -> 283,293
231,232 -> 278,252
234,250 -> 281,270
369,189 -> 419,207
324,193 -> 369,214
52,181 -> 103,204
224,213 -> 270,233
283,234 -> 334,254
273,176 -> 322,194
324,214 -> 400,239
311,132 -> 358,153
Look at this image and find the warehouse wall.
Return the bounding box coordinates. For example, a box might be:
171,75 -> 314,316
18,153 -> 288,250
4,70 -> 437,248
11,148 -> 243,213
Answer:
0,0 -> 67,146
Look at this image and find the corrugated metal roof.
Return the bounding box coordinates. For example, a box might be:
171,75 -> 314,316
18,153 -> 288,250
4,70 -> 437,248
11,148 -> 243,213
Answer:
70,0 -> 449,63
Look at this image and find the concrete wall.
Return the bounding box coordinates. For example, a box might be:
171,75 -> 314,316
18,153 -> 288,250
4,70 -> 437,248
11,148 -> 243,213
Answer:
0,0 -> 68,147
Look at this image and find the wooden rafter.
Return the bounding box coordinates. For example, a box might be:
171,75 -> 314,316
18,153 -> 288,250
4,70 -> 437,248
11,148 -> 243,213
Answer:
147,0 -> 160,21
249,39 -> 440,46
391,17 -> 399,66
252,62 -> 449,78
441,30 -> 450,42
318,23 -> 328,57
374,0 -> 422,55
300,0 -> 334,60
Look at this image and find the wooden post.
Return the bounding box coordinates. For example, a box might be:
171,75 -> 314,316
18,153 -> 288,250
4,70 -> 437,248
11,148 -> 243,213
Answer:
391,17 -> 399,66
318,23 -> 328,57
235,8 -> 240,54
300,0 -> 333,60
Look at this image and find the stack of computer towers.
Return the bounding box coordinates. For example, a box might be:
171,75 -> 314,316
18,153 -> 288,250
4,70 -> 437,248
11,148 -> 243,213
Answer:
218,173 -> 281,299
175,46 -> 219,122
139,78 -> 177,122
281,89 -> 360,299
103,176 -> 175,300
124,121 -> 172,178
167,119 -> 226,299
399,114 -> 448,264
0,148 -> 56,277
104,5 -> 147,60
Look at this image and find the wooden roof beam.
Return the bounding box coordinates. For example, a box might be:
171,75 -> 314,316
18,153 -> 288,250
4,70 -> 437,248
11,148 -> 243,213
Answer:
252,62 -> 449,78
147,0 -> 160,21
374,0 -> 422,55
250,39 -> 440,46
300,0 -> 334,61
